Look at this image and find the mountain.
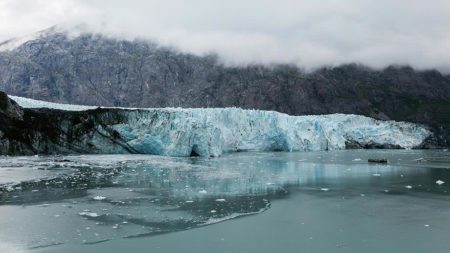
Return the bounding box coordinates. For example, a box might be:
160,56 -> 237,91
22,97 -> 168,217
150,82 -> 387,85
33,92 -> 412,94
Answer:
0,29 -> 449,145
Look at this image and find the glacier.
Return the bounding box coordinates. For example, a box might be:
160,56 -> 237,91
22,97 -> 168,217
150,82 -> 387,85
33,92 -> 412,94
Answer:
8,95 -> 431,157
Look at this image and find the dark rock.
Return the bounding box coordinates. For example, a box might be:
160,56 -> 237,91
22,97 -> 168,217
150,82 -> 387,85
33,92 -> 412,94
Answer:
368,159 -> 388,164
0,92 -> 138,155
346,140 -> 402,150
363,142 -> 402,149
0,91 -> 23,120
345,140 -> 363,149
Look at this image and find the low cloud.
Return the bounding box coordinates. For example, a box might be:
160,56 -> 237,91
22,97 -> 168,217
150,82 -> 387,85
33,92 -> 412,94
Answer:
1,0 -> 450,72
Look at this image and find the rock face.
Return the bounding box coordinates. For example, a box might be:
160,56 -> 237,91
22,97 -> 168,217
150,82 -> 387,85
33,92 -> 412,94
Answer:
0,91 -> 134,155
0,30 -> 449,145
0,92 -> 432,157
0,91 -> 27,154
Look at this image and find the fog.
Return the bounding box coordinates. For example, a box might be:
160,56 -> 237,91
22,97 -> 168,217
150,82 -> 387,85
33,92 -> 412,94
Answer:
1,0 -> 450,71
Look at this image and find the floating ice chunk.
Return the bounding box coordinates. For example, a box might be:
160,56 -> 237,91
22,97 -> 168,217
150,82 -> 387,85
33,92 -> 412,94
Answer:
405,185 -> 413,189
424,224 -> 430,227
352,158 -> 362,161
210,210 -> 217,213
185,200 -> 194,203
436,180 -> 445,185
93,196 -> 107,201
215,199 -> 226,202
372,173 -> 381,177
79,212 -> 100,218
198,189 -> 208,194
320,188 -> 329,191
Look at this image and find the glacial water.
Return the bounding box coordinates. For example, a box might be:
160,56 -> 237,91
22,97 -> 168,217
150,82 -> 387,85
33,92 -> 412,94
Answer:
1,150 -> 450,253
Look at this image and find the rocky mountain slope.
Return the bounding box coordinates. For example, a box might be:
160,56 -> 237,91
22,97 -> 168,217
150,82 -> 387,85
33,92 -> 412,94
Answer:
0,30 -> 449,145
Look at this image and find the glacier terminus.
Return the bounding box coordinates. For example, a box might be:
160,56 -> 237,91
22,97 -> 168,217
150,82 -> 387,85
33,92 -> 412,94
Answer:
1,93 -> 431,157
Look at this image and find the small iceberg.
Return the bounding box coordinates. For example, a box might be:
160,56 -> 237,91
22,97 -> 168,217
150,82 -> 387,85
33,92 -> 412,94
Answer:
79,211 -> 100,218
93,196 -> 107,201
436,180 -> 445,185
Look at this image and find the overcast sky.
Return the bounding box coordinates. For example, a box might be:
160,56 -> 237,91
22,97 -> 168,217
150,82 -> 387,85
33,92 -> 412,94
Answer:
1,0 -> 450,71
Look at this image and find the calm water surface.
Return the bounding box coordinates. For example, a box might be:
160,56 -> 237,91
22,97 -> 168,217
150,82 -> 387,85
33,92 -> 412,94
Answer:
0,150 -> 449,253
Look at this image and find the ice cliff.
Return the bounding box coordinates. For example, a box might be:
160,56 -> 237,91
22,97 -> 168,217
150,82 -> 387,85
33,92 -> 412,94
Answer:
5,94 -> 431,157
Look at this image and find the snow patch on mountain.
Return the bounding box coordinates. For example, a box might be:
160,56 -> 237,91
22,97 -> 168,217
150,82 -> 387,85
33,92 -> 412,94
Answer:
9,95 -> 98,111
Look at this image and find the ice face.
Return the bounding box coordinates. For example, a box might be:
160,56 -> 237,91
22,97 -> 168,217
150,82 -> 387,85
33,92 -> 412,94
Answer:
9,95 -> 431,157
111,109 -> 431,157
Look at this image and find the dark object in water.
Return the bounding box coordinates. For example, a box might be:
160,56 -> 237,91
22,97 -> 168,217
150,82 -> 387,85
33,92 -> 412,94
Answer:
368,159 -> 388,164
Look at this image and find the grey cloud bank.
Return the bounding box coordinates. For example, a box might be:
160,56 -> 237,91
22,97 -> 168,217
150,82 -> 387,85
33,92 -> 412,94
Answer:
1,0 -> 450,71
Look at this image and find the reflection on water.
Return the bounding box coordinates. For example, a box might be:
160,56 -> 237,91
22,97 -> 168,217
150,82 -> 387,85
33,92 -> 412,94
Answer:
0,150 -> 449,250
